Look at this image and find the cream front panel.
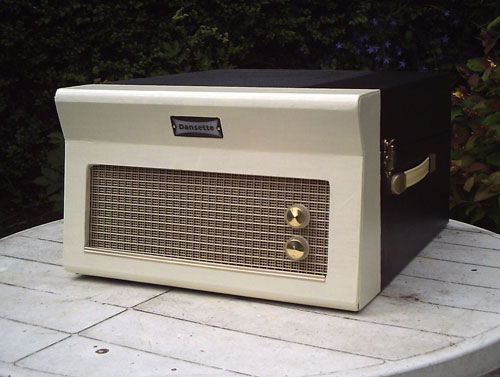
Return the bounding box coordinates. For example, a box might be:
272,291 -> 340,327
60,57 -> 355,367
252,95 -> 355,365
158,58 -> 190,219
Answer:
56,85 -> 380,311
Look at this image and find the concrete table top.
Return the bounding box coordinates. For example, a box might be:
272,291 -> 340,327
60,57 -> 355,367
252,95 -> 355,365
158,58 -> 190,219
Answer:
0,219 -> 499,377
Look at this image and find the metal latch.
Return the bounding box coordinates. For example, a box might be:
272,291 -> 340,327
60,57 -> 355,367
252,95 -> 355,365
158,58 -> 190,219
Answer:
383,139 -> 396,178
383,138 -> 437,195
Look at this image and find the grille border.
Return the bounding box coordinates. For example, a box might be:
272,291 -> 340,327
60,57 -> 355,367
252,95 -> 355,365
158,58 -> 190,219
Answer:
86,165 -> 331,279
84,246 -> 327,281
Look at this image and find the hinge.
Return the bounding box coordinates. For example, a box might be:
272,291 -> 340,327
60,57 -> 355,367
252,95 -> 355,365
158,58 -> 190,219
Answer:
383,138 -> 396,178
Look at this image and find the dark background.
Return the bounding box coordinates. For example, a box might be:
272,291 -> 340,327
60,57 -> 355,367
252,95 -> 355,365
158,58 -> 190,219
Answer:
1,0 -> 499,237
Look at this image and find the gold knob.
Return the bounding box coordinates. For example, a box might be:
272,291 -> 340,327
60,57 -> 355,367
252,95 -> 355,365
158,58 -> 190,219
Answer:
284,236 -> 310,261
284,204 -> 310,229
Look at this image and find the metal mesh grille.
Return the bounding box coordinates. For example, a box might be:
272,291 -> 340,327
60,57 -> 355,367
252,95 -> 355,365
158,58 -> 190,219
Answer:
88,165 -> 330,277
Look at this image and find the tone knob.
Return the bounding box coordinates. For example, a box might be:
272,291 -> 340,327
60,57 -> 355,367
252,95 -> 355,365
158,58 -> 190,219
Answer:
284,204 -> 310,229
284,235 -> 310,261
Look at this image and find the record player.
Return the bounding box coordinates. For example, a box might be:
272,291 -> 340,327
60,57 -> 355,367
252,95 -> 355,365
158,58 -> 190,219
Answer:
55,69 -> 450,311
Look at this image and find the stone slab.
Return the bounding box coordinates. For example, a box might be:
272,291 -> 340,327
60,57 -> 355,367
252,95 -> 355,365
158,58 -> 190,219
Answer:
382,275 -> 500,314
0,236 -> 62,265
0,284 -> 124,333
0,318 -> 68,362
135,290 -> 461,361
0,361 -> 66,377
18,335 -> 239,377
435,229 -> 500,250
402,257 -> 500,289
82,309 -> 382,376
420,242 -> 500,268
297,295 -> 500,338
0,256 -> 168,307
446,220 -> 483,233
18,220 -> 64,243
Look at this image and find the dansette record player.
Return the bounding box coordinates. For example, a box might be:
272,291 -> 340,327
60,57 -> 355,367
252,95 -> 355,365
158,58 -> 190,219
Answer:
55,70 -> 450,311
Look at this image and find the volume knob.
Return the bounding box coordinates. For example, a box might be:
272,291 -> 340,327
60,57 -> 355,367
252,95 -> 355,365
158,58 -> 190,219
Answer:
284,236 -> 310,261
284,204 -> 310,229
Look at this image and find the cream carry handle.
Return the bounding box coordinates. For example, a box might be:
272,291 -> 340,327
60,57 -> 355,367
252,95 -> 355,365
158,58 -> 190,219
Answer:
390,154 -> 436,195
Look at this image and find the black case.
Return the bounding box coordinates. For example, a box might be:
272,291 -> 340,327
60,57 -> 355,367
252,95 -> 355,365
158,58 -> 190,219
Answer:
113,69 -> 452,288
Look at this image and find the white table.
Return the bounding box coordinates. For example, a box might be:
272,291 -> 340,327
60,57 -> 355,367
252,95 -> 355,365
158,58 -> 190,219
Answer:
1,220 -> 499,377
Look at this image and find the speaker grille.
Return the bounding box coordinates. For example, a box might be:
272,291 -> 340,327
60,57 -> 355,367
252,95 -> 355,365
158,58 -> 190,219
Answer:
88,165 -> 330,277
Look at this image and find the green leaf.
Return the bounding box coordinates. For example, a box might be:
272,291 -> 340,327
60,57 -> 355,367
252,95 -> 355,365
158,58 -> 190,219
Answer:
53,200 -> 64,212
465,204 -> 477,216
47,149 -> 63,168
450,149 -> 463,160
470,206 -> 486,224
488,171 -> 500,185
451,108 -> 462,122
478,172 -> 490,181
41,167 -> 59,181
486,151 -> 500,166
46,183 -> 61,196
461,154 -> 475,167
464,176 -> 474,192
49,192 -> 63,203
465,135 -> 477,151
472,102 -> 487,111
456,64 -> 472,80
474,184 -> 498,201
482,68 -> 491,82
33,176 -> 51,186
466,58 -> 485,73
487,16 -> 500,32
48,132 -> 64,143
484,112 -> 500,126
488,211 -> 500,227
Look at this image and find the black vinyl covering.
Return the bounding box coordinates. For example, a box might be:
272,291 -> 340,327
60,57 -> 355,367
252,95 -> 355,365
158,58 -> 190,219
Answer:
112,69 -> 452,144
112,69 -> 370,88
113,68 -> 445,90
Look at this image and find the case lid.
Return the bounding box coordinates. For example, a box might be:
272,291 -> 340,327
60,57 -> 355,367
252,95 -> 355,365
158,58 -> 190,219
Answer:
112,69 -> 452,145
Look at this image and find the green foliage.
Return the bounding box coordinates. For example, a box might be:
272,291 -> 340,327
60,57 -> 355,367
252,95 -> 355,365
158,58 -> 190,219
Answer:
0,0 -> 238,237
0,1 -> 499,236
450,18 -> 500,227
33,132 -> 64,212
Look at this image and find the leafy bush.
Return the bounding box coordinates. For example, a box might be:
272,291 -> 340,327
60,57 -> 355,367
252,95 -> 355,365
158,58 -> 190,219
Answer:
0,0 -> 238,237
450,16 -> 500,228
1,1 -> 499,237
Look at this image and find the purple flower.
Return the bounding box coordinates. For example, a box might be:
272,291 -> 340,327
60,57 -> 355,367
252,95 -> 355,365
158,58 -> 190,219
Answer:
336,42 -> 343,49
323,57 -> 332,65
372,18 -> 378,26
358,34 -> 369,42
375,55 -> 382,61
390,19 -> 397,26
298,46 -> 305,53
399,60 -> 406,68
395,46 -> 402,56
442,35 -> 449,44
453,18 -> 459,25
419,66 -> 428,72
366,45 -> 376,54
383,57 -> 391,64
384,40 -> 391,48
355,48 -> 361,55
444,10 -> 450,17
373,45 -> 380,52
